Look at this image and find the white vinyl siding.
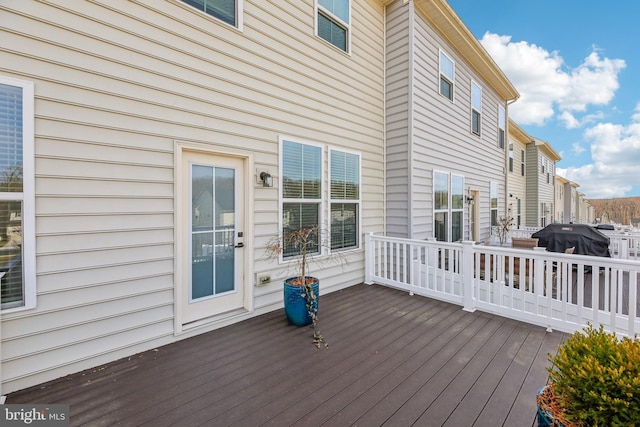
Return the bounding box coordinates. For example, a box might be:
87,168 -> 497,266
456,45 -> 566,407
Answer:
0,76 -> 35,312
1,0 -> 385,393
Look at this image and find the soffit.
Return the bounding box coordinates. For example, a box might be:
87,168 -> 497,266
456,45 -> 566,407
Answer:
414,0 -> 519,101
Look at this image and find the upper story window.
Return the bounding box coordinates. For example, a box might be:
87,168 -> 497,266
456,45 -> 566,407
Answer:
317,0 -> 350,52
1,76 -> 35,312
508,142 -> 514,172
471,81 -> 482,136
498,105 -> 505,148
180,0 -> 241,27
439,50 -> 454,101
521,150 -> 525,176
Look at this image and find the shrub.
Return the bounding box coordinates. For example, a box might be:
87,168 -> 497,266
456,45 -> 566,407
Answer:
543,324 -> 640,426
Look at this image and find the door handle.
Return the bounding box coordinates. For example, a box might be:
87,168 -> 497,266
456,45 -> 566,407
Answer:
235,242 -> 244,248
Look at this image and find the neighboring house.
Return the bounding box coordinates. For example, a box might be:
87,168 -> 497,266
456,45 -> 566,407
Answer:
576,193 -> 594,224
554,175 -> 567,223
384,0 -> 518,243
554,175 -> 579,224
0,0 -> 388,394
506,119 -> 530,229
525,138 -> 561,228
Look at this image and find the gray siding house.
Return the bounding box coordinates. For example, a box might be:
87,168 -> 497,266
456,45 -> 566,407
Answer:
0,0 -> 388,395
385,0 -> 519,243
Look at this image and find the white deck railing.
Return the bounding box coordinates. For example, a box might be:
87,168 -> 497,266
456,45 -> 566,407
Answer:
365,233 -> 640,338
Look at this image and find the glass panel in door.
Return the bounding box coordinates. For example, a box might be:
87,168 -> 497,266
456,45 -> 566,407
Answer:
191,164 -> 235,301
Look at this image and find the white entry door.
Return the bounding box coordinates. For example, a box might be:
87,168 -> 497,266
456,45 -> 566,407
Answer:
181,150 -> 245,324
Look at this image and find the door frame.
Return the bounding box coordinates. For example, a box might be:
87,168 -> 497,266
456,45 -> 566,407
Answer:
173,141 -> 254,335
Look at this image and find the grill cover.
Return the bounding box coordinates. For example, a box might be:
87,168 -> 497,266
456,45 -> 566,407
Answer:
531,224 -> 611,257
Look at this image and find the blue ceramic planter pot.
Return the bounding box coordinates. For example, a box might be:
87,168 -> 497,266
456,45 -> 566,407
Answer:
284,278 -> 319,326
537,386 -> 563,427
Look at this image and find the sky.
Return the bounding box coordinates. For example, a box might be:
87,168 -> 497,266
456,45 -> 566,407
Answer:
446,0 -> 640,199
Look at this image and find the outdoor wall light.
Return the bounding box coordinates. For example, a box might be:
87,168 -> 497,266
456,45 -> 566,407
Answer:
259,171 -> 273,188
465,195 -> 474,203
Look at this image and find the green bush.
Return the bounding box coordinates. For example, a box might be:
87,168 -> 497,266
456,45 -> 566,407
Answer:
547,324 -> 640,426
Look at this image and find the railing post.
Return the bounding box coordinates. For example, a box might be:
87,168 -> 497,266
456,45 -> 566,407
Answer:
365,232 -> 374,285
461,240 -> 476,312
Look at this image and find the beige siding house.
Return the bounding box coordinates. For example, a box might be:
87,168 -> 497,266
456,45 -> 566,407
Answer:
385,0 -> 519,243
525,139 -> 561,228
0,0 -> 388,394
506,119 -> 531,229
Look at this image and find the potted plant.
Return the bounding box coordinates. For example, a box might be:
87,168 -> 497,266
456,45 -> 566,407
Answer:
265,225 -> 336,348
495,215 -> 514,246
537,324 -> 640,426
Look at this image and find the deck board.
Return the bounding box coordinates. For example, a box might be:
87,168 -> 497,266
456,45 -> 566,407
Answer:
7,284 -> 566,426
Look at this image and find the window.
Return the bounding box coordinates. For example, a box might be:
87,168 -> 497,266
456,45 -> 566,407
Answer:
434,172 -> 464,242
280,139 -> 360,258
281,140 -> 322,258
330,149 -> 360,250
317,0 -> 350,52
471,81 -> 481,135
508,142 -> 514,172
1,76 -> 34,311
521,150 -> 525,176
490,181 -> 498,227
180,0 -> 241,27
439,50 -> 454,101
498,105 -> 505,148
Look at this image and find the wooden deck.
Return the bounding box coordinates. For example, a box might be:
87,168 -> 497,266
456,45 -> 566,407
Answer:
7,284 -> 566,426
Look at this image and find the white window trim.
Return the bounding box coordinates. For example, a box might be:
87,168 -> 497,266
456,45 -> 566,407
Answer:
490,181 -> 498,228
498,105 -> 506,148
438,49 -> 455,102
433,171 -> 465,242
1,76 -> 35,313
315,0 -> 352,54
175,0 -> 244,31
471,80 -> 482,136
328,147 -> 362,253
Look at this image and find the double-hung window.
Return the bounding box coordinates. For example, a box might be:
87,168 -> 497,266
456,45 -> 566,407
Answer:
498,105 -> 505,148
1,76 -> 34,311
330,149 -> 360,250
317,0 -> 350,52
490,181 -> 498,227
439,50 -> 454,101
434,172 -> 464,242
280,139 -> 360,259
180,0 -> 241,28
508,142 -> 514,172
281,140 -> 322,258
471,81 -> 482,135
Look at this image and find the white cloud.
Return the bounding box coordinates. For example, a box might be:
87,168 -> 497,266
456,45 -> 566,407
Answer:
633,103 -> 640,122
572,142 -> 585,155
559,120 -> 640,198
480,33 -> 625,127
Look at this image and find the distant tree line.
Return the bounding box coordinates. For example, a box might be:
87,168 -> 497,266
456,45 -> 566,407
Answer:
590,197 -> 640,226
